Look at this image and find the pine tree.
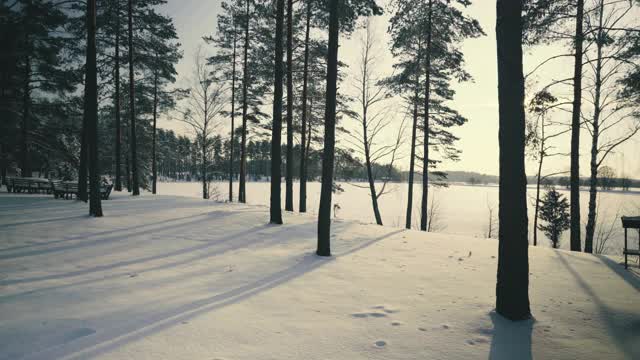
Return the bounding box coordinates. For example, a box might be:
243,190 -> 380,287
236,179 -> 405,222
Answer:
538,188 -> 570,249
387,0 -> 483,230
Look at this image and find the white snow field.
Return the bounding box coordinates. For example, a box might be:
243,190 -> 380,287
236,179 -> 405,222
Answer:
0,192 -> 638,360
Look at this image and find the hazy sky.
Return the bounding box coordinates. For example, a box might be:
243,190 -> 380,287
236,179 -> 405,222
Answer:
158,0 -> 640,178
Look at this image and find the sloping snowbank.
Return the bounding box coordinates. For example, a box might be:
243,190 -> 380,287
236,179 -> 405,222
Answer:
0,192 -> 638,359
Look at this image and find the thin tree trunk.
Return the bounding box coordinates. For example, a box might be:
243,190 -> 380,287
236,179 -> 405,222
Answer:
86,0 -> 103,217
239,0 -> 250,203
128,0 -> 139,196
299,0 -> 311,213
78,47 -> 88,202
114,1 -> 122,191
420,0 -> 433,232
533,140 -> 543,247
151,65 -> 158,194
229,21 -> 238,202
584,0 -> 604,253
495,0 -> 530,321
284,0 -> 294,211
317,0 -> 339,257
533,116 -> 545,246
21,50 -> 32,178
270,0 -> 284,224
570,0 -> 584,252
364,130 -> 382,225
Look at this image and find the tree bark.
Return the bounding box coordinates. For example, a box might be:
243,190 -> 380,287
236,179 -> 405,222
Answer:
570,0 -> 584,252
420,0 -> 433,232
299,0 -> 311,213
229,20 -> 238,202
533,117 -> 545,247
21,50 -> 32,178
317,0 -> 339,257
284,0 -> 294,211
584,0 -> 604,254
128,0 -> 139,196
406,72 -> 420,229
151,64 -> 158,194
495,0 -> 530,321
78,49 -> 88,202
114,0 -> 122,191
270,0 -> 285,224
364,125 -> 382,225
239,0 -> 250,203
86,0 -> 103,216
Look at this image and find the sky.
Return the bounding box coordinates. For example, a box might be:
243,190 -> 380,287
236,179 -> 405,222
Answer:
158,0 -> 640,179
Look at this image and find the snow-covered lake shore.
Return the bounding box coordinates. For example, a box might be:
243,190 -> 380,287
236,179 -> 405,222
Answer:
0,192 -> 638,359
158,181 -> 640,255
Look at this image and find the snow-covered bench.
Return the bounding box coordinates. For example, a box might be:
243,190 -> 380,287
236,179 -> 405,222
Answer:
621,216 -> 640,269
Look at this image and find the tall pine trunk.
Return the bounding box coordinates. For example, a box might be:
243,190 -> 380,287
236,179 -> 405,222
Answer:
299,0 -> 311,213
86,0 -> 103,217
570,0 -> 584,252
495,0 -> 530,321
317,0 -> 339,257
151,65 -> 158,194
270,0 -> 285,224
284,0 -> 294,211
114,1 -> 122,191
420,0 -> 433,232
128,0 -> 139,196
584,0 -> 604,254
406,82 -> 419,229
229,21 -> 238,202
238,0 -> 250,203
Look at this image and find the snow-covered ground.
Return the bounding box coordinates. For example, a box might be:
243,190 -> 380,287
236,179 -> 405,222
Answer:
0,191 -> 638,359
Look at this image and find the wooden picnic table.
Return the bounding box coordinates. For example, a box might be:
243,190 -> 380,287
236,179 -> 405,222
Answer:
621,216 -> 640,269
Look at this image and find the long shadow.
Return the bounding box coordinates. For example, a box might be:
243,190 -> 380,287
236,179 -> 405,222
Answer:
488,311 -> 533,360
0,221 -> 339,301
0,210 -> 235,261
0,212 -> 213,253
0,214 -> 89,228
21,226 -> 402,360
595,254 -> 640,292
0,220 -> 273,286
555,252 -> 639,359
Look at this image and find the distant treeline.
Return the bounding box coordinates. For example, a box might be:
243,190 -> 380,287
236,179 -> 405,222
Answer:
433,170 -> 640,190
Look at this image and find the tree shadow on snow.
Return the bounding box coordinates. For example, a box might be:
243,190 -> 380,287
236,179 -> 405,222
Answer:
24,226 -> 403,360
488,311 -> 533,360
555,252 -> 639,359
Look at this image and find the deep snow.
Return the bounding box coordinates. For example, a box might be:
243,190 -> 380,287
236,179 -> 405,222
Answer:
0,191 -> 638,359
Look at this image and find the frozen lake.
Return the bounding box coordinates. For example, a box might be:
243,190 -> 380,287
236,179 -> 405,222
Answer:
158,181 -> 640,255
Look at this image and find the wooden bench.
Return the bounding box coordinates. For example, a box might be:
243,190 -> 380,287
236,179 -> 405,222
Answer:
7,177 -> 52,194
621,216 -> 640,269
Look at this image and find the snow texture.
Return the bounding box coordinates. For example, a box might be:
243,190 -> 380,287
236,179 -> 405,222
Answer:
0,192 -> 638,359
